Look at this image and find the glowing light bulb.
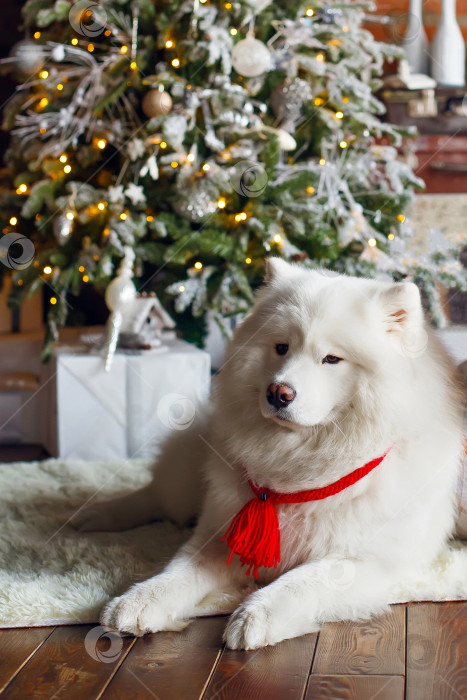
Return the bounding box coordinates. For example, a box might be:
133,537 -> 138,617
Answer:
59,154 -> 67,163
335,111 -> 344,119
171,161 -> 179,168
71,38 -> 79,45
160,141 -> 167,149
120,213 -> 127,220
78,266 -> 85,272
63,165 -> 71,173
172,58 -> 180,67
179,285 -> 185,292
217,198 -> 226,209
245,257 -> 252,264
34,31 -> 41,39
187,153 -> 195,162
339,140 -> 348,149
18,184 -> 27,193
388,233 -> 395,240
87,43 -> 94,52
319,158 -> 326,165
57,83 -> 64,91
82,275 -> 89,282
306,186 -> 315,194
368,238 -> 377,247
39,70 -> 48,79
397,214 -> 406,223
225,2 -> 232,8
194,261 -> 203,269
120,45 -> 129,54
43,266 -> 52,275
39,97 -> 49,108
230,28 -> 238,36
130,61 -> 137,69
97,202 -> 106,210
104,30 -> 111,37
147,215 -> 154,222
66,211 -> 74,221
50,297 -> 57,305
165,40 -> 174,49
316,52 -> 325,62
202,163 -> 210,171
306,8 -> 314,16
314,97 -> 324,106
9,217 -> 17,226
96,139 -> 107,149
273,234 -> 282,243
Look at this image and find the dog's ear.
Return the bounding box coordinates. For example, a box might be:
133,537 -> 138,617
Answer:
264,257 -> 298,284
379,282 -> 424,331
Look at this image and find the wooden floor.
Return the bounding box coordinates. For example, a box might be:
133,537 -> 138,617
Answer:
0,602 -> 466,699
0,447 -> 466,699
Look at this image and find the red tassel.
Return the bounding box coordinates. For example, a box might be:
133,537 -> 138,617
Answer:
223,451 -> 391,577
222,496 -> 280,578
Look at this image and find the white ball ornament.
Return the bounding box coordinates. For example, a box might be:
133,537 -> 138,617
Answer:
277,129 -> 297,151
142,89 -> 173,118
244,0 -> 272,11
231,36 -> 272,77
11,40 -> 44,74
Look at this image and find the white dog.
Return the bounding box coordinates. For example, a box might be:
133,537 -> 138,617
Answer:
73,259 -> 464,649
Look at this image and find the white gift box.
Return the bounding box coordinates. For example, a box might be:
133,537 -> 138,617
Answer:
42,338 -> 211,460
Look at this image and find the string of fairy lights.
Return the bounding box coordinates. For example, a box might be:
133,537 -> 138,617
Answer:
4,2 -> 410,304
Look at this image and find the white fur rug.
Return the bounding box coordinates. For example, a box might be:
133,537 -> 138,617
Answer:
0,458 -> 466,628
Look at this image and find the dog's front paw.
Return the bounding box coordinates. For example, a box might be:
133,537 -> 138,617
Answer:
223,600 -> 276,650
70,502 -> 121,532
100,585 -> 188,637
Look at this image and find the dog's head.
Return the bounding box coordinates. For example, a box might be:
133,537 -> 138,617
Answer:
223,258 -> 426,433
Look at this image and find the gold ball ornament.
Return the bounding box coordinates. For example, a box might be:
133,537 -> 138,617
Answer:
142,90 -> 173,118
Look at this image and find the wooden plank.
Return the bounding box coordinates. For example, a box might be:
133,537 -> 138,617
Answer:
0,627 -> 54,692
312,605 -> 405,676
1,625 -> 135,699
305,675 -> 404,700
406,602 -> 467,700
203,631 -> 318,700
102,616 -> 225,700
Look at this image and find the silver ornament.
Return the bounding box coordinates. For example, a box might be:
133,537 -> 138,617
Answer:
11,40 -> 44,75
53,212 -> 74,245
173,187 -> 218,222
271,78 -> 312,127
231,36 -> 272,78
142,89 -> 173,118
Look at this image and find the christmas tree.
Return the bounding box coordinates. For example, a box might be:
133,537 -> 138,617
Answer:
1,0 -> 466,355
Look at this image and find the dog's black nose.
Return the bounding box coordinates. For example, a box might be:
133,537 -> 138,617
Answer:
266,383 -> 296,409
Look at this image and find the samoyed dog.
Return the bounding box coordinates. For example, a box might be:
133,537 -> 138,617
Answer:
73,259 -> 464,649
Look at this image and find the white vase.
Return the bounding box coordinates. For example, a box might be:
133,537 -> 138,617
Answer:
431,0 -> 466,86
402,0 -> 429,74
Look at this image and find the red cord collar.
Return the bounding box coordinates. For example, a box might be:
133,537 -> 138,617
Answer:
222,450 -> 391,577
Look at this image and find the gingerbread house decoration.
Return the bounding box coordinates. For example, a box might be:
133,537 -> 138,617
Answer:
119,292 -> 176,346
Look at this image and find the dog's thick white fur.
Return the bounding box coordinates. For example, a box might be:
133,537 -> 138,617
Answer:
73,259 -> 464,649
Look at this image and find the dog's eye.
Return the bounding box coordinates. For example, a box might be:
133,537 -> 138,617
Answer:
322,355 -> 343,365
275,344 -> 289,356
